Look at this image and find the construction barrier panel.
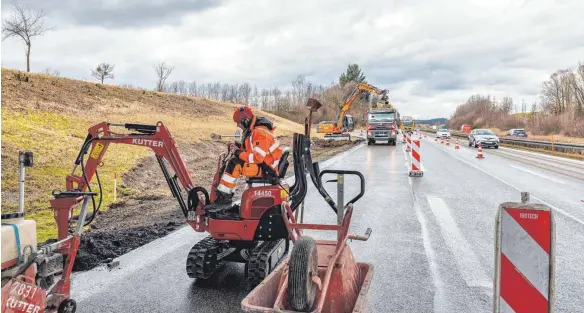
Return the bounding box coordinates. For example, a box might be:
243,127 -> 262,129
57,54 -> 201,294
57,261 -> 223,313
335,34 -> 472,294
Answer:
409,140 -> 423,177
406,133 -> 412,152
493,192 -> 555,313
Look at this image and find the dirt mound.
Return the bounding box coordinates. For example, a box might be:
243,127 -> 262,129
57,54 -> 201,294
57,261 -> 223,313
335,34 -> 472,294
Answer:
74,221 -> 182,271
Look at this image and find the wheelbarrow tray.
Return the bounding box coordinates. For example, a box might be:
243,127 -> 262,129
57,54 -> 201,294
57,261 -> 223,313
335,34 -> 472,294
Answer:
242,240 -> 374,313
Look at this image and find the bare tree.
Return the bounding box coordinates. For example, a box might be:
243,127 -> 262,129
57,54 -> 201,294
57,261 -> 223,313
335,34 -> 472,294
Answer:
188,80 -> 197,96
2,0 -> 53,72
239,83 -> 252,104
91,63 -> 115,84
153,62 -> 175,92
43,67 -> 59,76
571,63 -> 584,115
500,96 -> 514,114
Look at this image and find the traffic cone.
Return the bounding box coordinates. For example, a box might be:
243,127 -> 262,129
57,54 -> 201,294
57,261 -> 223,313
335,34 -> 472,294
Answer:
476,143 -> 485,159
455,139 -> 460,150
446,139 -> 451,146
440,139 -> 444,144
434,138 -> 438,142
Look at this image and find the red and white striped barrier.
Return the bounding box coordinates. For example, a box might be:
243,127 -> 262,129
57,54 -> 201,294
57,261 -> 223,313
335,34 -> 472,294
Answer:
409,139 -> 423,177
455,139 -> 460,150
446,139 -> 451,146
476,143 -> 484,159
494,192 -> 555,313
406,133 -> 412,152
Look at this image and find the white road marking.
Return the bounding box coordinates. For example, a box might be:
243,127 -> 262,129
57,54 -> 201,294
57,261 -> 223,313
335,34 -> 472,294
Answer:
407,176 -> 449,312
426,196 -> 492,288
450,154 -> 584,226
509,164 -> 565,184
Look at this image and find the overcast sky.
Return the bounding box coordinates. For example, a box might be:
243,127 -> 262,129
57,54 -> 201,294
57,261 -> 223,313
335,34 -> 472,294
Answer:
2,0 -> 584,118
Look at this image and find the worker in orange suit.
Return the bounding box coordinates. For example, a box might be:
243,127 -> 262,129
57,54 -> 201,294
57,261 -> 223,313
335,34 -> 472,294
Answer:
215,106 -> 283,204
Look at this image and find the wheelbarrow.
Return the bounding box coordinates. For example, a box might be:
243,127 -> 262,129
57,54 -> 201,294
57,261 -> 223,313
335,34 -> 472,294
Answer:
242,169 -> 374,313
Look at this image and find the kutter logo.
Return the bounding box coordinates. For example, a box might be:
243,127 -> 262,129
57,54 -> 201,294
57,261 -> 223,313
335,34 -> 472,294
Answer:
132,139 -> 164,147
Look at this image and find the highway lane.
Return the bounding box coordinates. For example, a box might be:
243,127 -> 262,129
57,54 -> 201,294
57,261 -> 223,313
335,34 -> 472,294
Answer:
72,134 -> 584,313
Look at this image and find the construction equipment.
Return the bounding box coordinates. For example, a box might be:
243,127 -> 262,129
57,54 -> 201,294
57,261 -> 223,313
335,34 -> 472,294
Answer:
46,120 -> 315,287
317,83 -> 388,141
366,101 -> 399,146
400,116 -> 415,134
242,99 -> 374,313
2,151 -> 97,313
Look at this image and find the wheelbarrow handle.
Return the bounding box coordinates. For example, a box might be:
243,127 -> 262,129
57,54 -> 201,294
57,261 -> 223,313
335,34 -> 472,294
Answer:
349,227 -> 372,241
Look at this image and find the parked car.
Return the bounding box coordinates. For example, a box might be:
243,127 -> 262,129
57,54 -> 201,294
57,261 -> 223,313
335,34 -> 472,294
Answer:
509,128 -> 528,138
436,129 -> 451,139
469,129 -> 499,148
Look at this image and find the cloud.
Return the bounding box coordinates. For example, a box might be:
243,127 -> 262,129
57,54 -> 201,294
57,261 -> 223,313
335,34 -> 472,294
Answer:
2,0 -> 584,118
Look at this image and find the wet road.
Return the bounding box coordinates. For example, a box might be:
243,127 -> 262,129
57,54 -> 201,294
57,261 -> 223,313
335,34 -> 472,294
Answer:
72,134 -> 584,313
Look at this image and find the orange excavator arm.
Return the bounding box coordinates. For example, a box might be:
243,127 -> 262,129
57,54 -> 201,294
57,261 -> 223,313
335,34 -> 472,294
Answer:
334,83 -> 389,132
50,121 -> 209,239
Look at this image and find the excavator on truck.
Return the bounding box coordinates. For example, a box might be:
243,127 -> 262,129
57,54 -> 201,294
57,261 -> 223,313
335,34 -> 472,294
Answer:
317,82 -> 389,141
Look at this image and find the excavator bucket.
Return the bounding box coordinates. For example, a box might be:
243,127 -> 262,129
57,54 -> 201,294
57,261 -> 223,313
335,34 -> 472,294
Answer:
306,98 -> 322,111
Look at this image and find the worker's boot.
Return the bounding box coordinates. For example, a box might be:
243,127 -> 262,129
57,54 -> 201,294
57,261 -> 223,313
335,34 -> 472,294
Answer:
214,191 -> 234,205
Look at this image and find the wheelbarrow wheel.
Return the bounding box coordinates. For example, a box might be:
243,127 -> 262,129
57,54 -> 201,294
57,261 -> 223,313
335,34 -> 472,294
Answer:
288,236 -> 318,312
58,298 -> 77,313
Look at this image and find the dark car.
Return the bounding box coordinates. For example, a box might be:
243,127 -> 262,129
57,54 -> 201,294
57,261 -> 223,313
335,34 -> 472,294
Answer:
468,129 -> 499,148
511,129 -> 528,138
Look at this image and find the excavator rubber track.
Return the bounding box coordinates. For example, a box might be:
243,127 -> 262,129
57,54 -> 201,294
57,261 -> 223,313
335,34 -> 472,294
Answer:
186,236 -> 225,279
247,239 -> 288,285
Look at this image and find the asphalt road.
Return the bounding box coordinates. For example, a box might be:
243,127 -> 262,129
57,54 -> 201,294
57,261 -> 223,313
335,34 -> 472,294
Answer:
72,134 -> 584,313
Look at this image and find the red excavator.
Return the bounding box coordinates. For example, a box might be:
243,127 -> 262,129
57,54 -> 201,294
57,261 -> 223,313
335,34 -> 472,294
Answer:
50,120 -> 311,285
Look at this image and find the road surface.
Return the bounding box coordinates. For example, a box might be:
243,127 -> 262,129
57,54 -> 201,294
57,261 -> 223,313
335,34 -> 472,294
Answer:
72,134 -> 584,313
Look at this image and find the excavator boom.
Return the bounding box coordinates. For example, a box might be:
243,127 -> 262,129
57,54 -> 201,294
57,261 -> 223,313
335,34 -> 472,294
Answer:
50,121 -> 208,240
317,83 -> 388,139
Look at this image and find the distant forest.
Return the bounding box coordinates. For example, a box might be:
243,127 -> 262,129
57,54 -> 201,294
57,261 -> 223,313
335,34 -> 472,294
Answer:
415,118 -> 448,125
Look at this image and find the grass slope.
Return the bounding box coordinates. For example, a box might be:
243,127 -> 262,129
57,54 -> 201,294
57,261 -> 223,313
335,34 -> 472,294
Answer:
1,68 -> 303,241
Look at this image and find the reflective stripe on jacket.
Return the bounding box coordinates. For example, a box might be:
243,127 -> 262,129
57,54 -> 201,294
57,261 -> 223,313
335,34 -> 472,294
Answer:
239,125 -> 282,173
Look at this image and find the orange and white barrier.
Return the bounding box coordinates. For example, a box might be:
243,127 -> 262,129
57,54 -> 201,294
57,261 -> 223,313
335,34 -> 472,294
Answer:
476,143 -> 484,159
455,139 -> 460,150
406,133 -> 412,152
493,192 -> 555,313
446,139 -> 451,146
409,140 -> 423,177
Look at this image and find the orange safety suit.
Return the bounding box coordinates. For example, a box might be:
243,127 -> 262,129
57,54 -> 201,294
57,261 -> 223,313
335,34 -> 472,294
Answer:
217,117 -> 283,194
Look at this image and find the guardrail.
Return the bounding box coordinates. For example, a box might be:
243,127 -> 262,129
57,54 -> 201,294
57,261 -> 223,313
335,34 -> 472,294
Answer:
420,129 -> 584,155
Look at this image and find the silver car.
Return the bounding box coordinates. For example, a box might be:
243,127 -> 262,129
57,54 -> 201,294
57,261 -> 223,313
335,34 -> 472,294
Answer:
468,129 -> 499,148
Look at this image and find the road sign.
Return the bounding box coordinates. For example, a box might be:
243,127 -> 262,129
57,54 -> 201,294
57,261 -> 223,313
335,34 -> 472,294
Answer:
402,116 -> 413,122
493,192 -> 555,313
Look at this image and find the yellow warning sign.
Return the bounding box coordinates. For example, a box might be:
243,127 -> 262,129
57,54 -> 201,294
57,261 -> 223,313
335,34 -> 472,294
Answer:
90,143 -> 104,159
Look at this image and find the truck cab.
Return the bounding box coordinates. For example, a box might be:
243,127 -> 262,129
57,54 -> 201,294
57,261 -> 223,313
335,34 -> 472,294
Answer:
366,109 -> 399,146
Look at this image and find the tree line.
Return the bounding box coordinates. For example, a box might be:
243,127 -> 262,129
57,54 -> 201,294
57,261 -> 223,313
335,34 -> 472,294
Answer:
448,61 -> 584,137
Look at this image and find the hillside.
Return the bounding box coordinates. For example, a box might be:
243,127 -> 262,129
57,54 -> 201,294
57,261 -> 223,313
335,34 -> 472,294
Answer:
1,69 -> 309,240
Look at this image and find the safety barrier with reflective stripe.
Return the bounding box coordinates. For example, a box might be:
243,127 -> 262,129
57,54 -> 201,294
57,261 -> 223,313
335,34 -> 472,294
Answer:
409,140 -> 423,177
493,194 -> 555,313
406,133 -> 412,152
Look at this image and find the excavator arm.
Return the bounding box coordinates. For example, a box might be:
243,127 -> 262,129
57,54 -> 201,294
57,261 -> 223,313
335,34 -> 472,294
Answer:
50,121 -> 208,240
334,83 -> 389,132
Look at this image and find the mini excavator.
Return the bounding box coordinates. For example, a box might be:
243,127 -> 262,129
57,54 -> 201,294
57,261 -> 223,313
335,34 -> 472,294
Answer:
49,120 -> 316,285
